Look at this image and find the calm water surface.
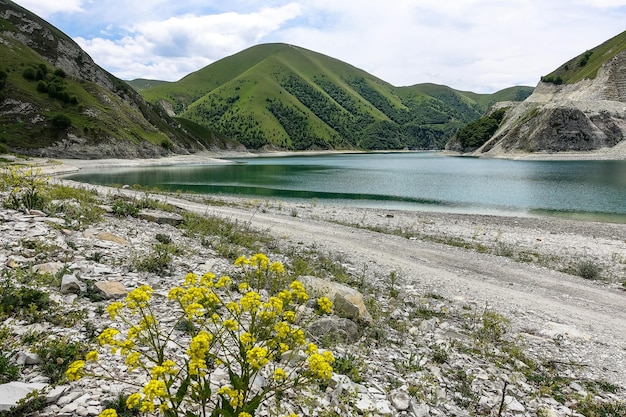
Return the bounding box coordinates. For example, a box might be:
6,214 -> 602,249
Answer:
65,152 -> 626,220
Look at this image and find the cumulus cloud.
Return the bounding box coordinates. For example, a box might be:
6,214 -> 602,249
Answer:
11,0 -> 626,92
13,0 -> 84,17
73,3 -> 302,81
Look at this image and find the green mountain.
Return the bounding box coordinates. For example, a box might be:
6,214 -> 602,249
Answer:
540,30 -> 626,85
0,0 -> 237,158
138,44 -> 533,150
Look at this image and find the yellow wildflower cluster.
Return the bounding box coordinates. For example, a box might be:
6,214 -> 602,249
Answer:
66,254 -> 335,417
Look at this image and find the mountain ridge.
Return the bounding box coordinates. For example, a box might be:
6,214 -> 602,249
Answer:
134,43 -> 532,151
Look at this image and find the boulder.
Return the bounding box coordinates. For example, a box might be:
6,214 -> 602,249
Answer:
308,317 -> 360,343
298,276 -> 373,324
0,382 -> 47,411
94,281 -> 127,299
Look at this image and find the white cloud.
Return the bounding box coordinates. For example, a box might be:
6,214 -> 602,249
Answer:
13,0 -> 84,17
74,3 -> 302,81
11,0 -> 626,92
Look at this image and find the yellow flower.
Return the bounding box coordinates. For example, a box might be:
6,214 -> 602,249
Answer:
317,297 -> 333,314
125,352 -> 141,370
307,353 -> 333,379
200,272 -> 215,286
143,379 -> 167,399
218,387 -> 244,408
246,346 -> 269,370
238,282 -> 250,293
184,302 -> 204,319
97,328 -> 120,346
226,301 -> 241,314
289,281 -> 309,302
126,285 -> 153,309
306,343 -> 318,354
222,319 -> 239,331
140,400 -> 155,413
283,311 -> 296,323
106,302 -> 124,319
239,332 -> 256,347
215,275 -> 232,288
167,287 -> 184,301
273,368 -> 287,382
250,253 -> 269,269
270,261 -> 285,274
126,393 -> 142,409
184,272 -> 198,286
85,350 -> 99,362
239,413 -> 253,417
98,409 -> 118,417
234,255 -> 249,267
65,360 -> 85,381
188,331 -> 212,360
240,291 -> 261,312
274,321 -> 290,338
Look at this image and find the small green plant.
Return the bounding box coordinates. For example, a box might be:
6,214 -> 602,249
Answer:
431,345 -> 449,364
0,165 -> 47,211
387,270 -> 400,298
112,198 -> 140,217
36,337 -> 85,383
102,394 -> 141,417
332,353 -> 364,383
573,260 -> 602,281
155,233 -> 172,244
475,310 -> 509,344
134,242 -> 180,276
67,254 -> 335,417
0,352 -> 20,384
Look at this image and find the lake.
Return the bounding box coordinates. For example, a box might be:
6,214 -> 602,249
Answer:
65,152 -> 626,221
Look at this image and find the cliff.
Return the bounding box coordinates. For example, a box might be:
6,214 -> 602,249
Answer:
474,50 -> 626,157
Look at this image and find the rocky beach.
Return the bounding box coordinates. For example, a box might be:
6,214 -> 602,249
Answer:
0,155 -> 625,417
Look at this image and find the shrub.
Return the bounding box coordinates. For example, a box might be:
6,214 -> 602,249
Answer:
51,114 -> 71,129
112,198 -> 140,217
36,337 -> 85,383
574,260 -> 602,281
0,165 -> 48,211
67,255 -> 335,417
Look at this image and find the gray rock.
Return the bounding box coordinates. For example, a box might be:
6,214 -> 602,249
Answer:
308,317 -> 359,343
33,261 -> 65,275
94,281 -> 127,299
389,390 -> 411,411
60,274 -> 84,294
298,276 -> 373,324
0,381 -> 47,411
138,209 -> 184,226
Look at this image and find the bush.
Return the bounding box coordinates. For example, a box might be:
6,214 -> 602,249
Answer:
0,165 -> 48,211
36,337 -> 85,383
112,198 -> 140,217
574,260 -> 602,280
67,255 -> 335,417
51,114 -> 71,130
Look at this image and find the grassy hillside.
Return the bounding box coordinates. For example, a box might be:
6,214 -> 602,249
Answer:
541,30 -> 626,85
139,43 -> 533,151
0,0 -> 219,157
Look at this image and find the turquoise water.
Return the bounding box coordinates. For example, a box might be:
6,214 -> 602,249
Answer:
65,152 -> 626,219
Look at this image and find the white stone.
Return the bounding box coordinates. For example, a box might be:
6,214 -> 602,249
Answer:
0,382 -> 46,411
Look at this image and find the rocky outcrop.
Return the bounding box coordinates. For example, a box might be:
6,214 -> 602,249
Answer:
475,50 -> 626,156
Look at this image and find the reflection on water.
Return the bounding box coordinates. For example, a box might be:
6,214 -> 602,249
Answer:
65,152 -> 626,220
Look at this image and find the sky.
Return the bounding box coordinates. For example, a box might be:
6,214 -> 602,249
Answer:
12,0 -> 626,93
